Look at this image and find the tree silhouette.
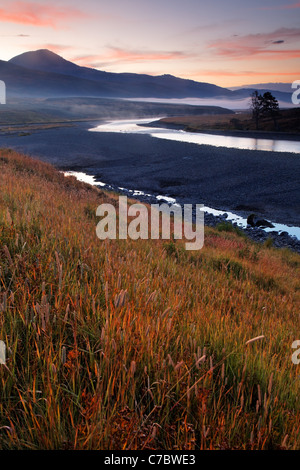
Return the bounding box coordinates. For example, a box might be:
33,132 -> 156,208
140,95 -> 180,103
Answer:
250,90 -> 280,131
250,91 -> 263,130
260,91 -> 280,130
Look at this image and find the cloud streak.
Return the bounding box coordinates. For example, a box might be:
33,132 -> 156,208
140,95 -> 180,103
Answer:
37,43 -> 75,54
74,47 -> 192,68
0,1 -> 88,28
192,69 -> 300,78
208,28 -> 300,60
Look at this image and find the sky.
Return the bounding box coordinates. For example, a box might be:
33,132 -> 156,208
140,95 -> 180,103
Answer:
0,0 -> 299,87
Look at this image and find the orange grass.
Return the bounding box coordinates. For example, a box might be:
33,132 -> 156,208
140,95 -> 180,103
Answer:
0,148 -> 299,450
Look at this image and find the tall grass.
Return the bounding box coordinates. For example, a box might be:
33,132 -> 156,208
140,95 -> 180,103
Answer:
0,149 -> 299,450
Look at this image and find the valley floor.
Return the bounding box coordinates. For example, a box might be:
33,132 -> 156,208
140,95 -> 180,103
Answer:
0,122 -> 299,228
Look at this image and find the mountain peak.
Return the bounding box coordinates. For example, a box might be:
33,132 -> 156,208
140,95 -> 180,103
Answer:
9,49 -> 78,74
10,48 -> 65,61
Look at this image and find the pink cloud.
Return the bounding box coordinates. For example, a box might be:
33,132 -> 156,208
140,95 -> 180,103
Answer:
0,1 -> 88,28
73,47 -> 192,68
107,47 -> 189,62
73,55 -> 105,67
193,70 -> 300,77
209,28 -> 300,60
38,44 -> 75,54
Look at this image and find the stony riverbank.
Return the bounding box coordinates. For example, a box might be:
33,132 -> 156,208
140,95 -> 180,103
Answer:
93,181 -> 300,254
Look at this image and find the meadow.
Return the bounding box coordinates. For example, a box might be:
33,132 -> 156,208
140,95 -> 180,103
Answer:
0,149 -> 299,450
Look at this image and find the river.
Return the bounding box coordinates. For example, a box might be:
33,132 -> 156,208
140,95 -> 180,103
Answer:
90,118 -> 300,154
85,118 -> 300,240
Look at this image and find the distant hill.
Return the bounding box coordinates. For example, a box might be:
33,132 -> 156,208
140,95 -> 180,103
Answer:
229,82 -> 294,106
232,86 -> 292,104
230,82 -> 294,94
0,49 -> 293,103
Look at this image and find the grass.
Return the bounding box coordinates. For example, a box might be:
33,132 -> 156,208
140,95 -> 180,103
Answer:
0,149 -> 299,450
157,108 -> 300,135
216,221 -> 245,238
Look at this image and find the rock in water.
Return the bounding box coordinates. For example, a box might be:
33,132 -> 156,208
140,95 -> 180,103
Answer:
247,213 -> 274,228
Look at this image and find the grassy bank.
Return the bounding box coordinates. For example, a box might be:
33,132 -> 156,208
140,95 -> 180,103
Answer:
0,149 -> 299,450
157,108 -> 300,135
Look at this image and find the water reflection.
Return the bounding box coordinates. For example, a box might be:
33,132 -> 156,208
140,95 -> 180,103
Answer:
90,118 -> 300,154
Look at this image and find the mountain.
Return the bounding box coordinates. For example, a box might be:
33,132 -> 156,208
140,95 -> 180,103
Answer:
232,87 -> 292,104
0,59 -> 122,98
2,49 -> 293,103
7,49 -> 233,99
9,49 -> 111,84
229,82 -> 294,105
230,82 -> 294,94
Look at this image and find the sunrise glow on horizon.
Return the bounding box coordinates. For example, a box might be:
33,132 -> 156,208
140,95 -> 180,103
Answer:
0,0 -> 299,87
